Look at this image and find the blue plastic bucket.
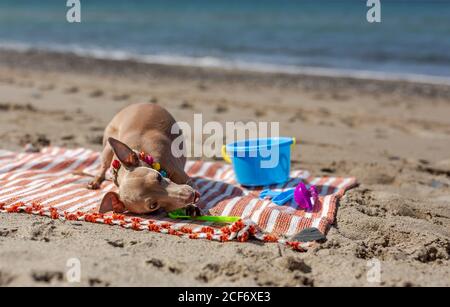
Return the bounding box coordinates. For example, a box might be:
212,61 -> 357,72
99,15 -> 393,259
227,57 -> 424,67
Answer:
222,137 -> 296,187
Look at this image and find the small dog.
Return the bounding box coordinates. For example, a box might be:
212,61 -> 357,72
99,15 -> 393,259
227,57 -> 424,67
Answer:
88,103 -> 201,216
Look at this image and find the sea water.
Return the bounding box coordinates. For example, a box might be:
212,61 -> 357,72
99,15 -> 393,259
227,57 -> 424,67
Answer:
0,0 -> 449,82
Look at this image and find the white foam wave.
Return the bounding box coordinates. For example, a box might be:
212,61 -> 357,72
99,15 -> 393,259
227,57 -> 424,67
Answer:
1,41 -> 450,86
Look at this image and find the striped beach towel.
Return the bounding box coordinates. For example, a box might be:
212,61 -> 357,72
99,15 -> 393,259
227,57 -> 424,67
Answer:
0,147 -> 356,251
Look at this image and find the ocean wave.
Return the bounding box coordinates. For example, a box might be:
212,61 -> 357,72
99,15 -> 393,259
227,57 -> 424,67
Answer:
1,41 -> 450,86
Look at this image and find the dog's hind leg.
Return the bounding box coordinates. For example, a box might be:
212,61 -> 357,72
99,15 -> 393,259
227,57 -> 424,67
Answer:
87,125 -> 116,190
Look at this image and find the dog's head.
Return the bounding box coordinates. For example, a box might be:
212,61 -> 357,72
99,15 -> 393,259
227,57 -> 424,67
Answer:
99,138 -> 200,215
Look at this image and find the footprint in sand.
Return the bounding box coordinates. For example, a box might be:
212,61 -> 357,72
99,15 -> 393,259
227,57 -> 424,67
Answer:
113,93 -> 130,101
289,111 -> 308,123
146,258 -> 165,268
106,239 -> 125,248
0,228 -> 18,238
255,109 -> 266,117
31,271 -> 64,284
61,135 -> 75,141
89,89 -> 104,98
0,103 -> 37,112
88,278 -> 110,287
215,105 -> 228,114
274,257 -> 312,274
61,114 -> 73,121
196,262 -> 243,283
89,126 -> 105,132
179,100 -> 193,109
19,133 -> 51,150
145,258 -> 181,275
168,266 -> 182,275
30,221 -> 59,242
64,86 -> 79,94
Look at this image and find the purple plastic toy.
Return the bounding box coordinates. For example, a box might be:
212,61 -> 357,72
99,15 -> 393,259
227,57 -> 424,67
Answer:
259,182 -> 319,210
294,182 -> 318,211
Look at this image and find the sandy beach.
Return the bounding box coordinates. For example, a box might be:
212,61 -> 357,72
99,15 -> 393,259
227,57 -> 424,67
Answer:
0,49 -> 449,287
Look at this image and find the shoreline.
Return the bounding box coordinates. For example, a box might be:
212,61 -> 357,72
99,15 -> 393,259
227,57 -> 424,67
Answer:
2,43 -> 450,87
1,45 -> 450,87
1,48 -> 450,101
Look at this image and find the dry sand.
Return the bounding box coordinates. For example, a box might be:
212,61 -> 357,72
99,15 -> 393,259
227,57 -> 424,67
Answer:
0,50 -> 449,287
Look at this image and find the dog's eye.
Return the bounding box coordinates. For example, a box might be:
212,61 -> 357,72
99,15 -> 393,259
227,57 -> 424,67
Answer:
149,202 -> 159,210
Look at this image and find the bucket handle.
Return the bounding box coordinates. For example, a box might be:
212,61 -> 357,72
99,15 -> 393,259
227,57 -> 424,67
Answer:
221,137 -> 297,164
291,137 -> 296,148
221,145 -> 233,164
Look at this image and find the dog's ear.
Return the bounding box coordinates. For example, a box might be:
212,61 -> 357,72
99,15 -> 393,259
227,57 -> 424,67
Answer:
99,192 -> 126,214
108,137 -> 140,168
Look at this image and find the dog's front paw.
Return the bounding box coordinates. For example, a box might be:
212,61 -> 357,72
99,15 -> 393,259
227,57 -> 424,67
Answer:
185,204 -> 202,217
87,178 -> 103,190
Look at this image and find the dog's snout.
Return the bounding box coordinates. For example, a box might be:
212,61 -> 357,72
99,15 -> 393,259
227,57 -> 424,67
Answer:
166,183 -> 200,206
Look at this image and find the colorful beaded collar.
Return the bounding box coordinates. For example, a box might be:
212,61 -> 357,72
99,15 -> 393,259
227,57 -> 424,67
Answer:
111,151 -> 167,186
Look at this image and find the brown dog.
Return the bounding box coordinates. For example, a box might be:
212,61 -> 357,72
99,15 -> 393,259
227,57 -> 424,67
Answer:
88,103 -> 200,216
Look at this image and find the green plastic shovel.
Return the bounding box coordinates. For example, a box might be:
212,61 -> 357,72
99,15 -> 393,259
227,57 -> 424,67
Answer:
168,208 -> 241,224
